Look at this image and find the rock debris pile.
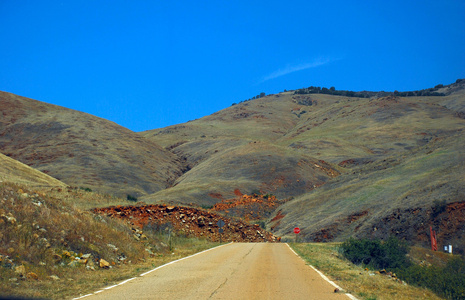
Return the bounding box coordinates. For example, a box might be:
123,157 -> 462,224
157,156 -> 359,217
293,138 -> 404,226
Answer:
210,191 -> 284,221
93,204 -> 279,243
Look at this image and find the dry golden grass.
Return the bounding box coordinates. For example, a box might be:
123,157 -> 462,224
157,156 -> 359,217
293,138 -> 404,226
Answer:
0,152 -> 66,188
47,186 -> 131,210
0,182 -> 219,299
3,239 -> 219,300
290,243 -> 442,300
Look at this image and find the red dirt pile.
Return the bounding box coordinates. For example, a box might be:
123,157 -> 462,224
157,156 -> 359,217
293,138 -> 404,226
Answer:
93,204 -> 280,243
210,191 -> 285,221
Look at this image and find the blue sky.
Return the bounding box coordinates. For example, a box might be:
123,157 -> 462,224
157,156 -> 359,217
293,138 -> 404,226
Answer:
1,1 -> 464,131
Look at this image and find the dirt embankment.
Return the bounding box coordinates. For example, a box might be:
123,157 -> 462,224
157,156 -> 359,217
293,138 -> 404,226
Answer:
368,202 -> 465,250
93,204 -> 279,243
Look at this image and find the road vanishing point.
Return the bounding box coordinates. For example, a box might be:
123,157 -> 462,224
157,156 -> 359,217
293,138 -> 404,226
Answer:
78,243 -> 354,300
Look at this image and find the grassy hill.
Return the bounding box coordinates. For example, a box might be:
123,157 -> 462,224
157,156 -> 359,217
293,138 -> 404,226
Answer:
0,91 -> 184,197
266,84 -> 465,247
0,152 -> 66,188
141,80 -> 465,248
140,91 -> 342,205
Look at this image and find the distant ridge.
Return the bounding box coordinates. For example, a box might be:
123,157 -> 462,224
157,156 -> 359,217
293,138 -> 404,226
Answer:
293,78 -> 465,98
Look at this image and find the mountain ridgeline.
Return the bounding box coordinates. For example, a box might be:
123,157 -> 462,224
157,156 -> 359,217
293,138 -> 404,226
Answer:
292,79 -> 464,98
1,79 -> 464,249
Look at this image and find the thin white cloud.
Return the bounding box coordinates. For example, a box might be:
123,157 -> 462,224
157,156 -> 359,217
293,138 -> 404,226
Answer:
259,57 -> 334,83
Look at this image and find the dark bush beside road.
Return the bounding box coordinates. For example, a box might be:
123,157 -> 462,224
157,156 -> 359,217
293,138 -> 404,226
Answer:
341,237 -> 465,300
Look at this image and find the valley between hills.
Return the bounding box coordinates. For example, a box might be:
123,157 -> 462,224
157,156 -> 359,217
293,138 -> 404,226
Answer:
0,80 -> 464,298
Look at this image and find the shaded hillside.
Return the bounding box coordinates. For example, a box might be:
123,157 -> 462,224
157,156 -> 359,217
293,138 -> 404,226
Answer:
142,80 -> 465,248
0,152 -> 66,188
0,91 -> 184,197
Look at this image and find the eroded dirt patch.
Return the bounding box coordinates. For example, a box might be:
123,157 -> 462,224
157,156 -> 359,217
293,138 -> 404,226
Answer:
211,192 -> 286,221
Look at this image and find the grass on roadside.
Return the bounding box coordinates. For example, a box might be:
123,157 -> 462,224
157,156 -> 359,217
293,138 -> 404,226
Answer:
3,234 -> 220,300
289,243 -> 441,300
67,237 -> 221,300
339,237 -> 465,299
0,182 -> 221,300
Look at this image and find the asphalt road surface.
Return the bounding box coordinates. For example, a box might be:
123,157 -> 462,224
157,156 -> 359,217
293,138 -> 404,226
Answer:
81,243 -> 351,300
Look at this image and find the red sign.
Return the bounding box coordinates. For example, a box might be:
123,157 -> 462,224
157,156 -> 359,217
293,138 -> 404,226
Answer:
294,227 -> 300,234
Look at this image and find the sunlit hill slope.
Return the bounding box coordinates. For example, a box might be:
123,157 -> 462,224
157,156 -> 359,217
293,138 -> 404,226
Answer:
141,80 -> 465,247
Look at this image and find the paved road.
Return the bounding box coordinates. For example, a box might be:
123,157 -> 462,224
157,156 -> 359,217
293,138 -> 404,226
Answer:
81,243 -> 350,300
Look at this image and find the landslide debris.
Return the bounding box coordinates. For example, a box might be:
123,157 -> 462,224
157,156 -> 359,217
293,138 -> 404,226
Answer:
210,190 -> 287,221
93,204 -> 279,243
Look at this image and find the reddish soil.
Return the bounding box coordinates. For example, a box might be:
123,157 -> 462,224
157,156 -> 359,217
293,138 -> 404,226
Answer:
269,210 -> 286,231
369,202 -> 465,251
270,210 -> 285,223
211,193 -> 285,221
338,159 -> 357,167
315,160 -> 341,178
93,204 -> 280,243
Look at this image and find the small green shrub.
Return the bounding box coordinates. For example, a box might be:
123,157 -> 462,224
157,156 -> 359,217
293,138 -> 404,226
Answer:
200,204 -> 213,210
397,257 -> 465,299
255,220 -> 266,229
341,236 -> 410,270
250,189 -> 261,196
126,194 -> 138,201
79,187 -> 92,192
432,199 -> 447,218
342,236 -> 465,299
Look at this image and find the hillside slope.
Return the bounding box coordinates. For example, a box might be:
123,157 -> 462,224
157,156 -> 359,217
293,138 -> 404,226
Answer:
0,91 -> 184,197
0,152 -> 66,188
268,84 -> 465,246
270,132 -> 465,243
142,80 -> 465,247
140,92 -> 341,205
